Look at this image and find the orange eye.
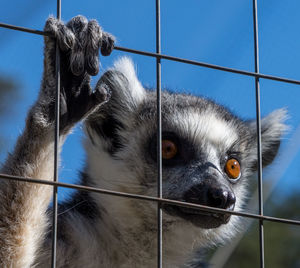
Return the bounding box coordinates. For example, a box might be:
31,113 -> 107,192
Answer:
162,140 -> 178,160
225,158 -> 241,179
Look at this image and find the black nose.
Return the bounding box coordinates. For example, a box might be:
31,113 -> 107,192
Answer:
208,188 -> 236,209
183,184 -> 236,210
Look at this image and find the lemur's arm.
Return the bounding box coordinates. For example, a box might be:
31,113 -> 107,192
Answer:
0,16 -> 114,267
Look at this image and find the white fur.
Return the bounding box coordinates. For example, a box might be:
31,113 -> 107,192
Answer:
113,57 -> 145,106
176,111 -> 238,149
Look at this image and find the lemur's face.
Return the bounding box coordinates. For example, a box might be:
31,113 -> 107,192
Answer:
145,110 -> 243,229
85,58 -> 286,232
132,94 -> 251,229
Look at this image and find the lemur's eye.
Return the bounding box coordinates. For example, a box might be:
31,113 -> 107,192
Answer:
225,158 -> 241,180
162,140 -> 178,160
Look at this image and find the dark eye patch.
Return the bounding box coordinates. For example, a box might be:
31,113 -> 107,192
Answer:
148,132 -> 196,167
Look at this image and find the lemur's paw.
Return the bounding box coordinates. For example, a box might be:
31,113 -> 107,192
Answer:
40,16 -> 115,132
44,15 -> 115,76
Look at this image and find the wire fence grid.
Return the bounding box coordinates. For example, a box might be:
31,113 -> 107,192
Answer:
0,1 -> 300,268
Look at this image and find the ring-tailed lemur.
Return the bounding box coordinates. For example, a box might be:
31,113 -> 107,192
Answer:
0,16 -> 287,267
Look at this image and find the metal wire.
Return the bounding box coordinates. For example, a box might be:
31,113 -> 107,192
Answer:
155,0 -> 163,267
51,1 -> 61,267
1,172 -> 300,227
0,2 -> 299,267
2,22 -> 300,85
252,1 -> 265,267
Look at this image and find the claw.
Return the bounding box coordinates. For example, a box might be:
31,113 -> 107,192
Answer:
101,33 -> 115,56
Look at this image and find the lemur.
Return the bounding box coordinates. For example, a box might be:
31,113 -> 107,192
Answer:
0,16 -> 287,267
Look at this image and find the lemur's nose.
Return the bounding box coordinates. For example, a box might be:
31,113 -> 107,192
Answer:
208,188 -> 236,210
183,184 -> 236,210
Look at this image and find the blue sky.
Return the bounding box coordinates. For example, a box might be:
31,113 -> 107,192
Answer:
1,0 -> 300,205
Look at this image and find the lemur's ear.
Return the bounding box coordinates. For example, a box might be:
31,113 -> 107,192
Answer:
96,57 -> 145,114
246,109 -> 288,169
85,57 -> 146,152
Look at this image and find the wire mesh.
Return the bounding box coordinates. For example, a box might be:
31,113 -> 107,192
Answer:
0,1 -> 300,267
51,1 -> 61,267
252,0 -> 265,266
156,0 -> 163,267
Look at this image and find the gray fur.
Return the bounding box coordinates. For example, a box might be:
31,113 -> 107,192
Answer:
0,16 -> 287,268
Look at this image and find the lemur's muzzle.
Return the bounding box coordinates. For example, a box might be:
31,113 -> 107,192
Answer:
163,167 -> 237,228
181,182 -> 236,223
183,183 -> 236,210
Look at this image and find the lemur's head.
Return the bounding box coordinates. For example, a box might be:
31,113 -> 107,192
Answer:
84,57 -> 287,245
